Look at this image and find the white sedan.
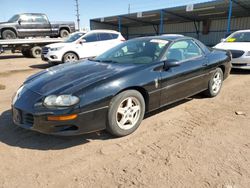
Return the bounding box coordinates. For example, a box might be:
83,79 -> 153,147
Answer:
41,30 -> 125,64
214,30 -> 250,70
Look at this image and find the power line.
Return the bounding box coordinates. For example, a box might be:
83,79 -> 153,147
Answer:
75,0 -> 80,31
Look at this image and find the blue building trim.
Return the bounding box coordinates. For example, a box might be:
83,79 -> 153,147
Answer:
227,0 -> 233,34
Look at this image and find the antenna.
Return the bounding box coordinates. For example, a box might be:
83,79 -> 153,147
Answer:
128,4 -> 131,14
75,0 -> 80,31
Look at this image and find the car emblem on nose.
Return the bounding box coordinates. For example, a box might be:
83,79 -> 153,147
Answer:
155,79 -> 159,88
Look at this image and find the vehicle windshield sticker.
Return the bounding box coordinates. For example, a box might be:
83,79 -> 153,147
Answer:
226,38 -> 236,42
150,39 -> 169,45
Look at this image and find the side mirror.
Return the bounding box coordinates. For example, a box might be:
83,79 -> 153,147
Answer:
79,39 -> 86,44
164,59 -> 180,69
221,38 -> 226,42
18,20 -> 21,25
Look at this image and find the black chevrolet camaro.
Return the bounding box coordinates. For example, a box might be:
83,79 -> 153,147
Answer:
12,35 -> 231,137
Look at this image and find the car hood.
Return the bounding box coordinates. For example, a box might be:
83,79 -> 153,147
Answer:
214,42 -> 250,51
0,22 -> 13,26
46,42 -> 71,48
24,60 -> 139,96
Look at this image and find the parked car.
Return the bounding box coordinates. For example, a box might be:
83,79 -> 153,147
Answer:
214,30 -> 250,70
41,30 -> 125,64
12,35 -> 231,137
0,13 -> 75,39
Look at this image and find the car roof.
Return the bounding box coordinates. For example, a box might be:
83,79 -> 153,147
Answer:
88,29 -> 121,34
132,35 -> 192,42
233,29 -> 250,33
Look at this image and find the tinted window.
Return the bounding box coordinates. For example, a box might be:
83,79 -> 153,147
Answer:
226,32 -> 250,42
83,33 -> 98,42
165,40 -> 202,62
64,32 -> 85,43
20,15 -> 33,22
99,33 -> 112,41
8,15 -> 20,22
111,33 -> 119,39
33,15 -> 48,23
94,38 -> 169,64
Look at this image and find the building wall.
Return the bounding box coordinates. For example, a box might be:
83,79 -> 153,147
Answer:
90,21 -> 128,38
90,16 -> 250,46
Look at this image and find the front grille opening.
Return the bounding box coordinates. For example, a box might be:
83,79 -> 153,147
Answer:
22,112 -> 34,126
54,125 -> 78,132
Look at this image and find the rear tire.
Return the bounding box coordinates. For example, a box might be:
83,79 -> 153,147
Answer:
30,46 -> 42,58
2,30 -> 17,39
62,52 -> 79,63
107,90 -> 145,137
60,29 -> 69,38
204,68 -> 223,97
21,49 -> 31,57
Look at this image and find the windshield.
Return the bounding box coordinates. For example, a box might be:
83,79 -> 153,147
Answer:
8,14 -> 20,22
226,32 -> 250,42
64,32 -> 85,43
94,38 -> 169,64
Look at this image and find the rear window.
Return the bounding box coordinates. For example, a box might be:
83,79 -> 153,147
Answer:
99,33 -> 113,41
111,33 -> 119,39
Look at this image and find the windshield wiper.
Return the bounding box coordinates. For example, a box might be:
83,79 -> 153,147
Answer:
100,59 -> 119,64
88,58 -> 119,64
88,58 -> 100,62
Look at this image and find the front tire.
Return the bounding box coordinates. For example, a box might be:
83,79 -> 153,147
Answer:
62,52 -> 79,63
2,30 -> 17,39
30,46 -> 42,58
204,68 -> 223,97
107,90 -> 145,137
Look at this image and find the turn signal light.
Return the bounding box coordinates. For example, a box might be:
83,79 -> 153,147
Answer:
47,114 -> 78,121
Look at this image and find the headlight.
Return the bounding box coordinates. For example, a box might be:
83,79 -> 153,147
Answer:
50,47 -> 63,51
245,51 -> 250,56
44,95 -> 80,107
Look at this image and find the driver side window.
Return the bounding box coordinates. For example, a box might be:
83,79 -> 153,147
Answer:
83,34 -> 98,42
165,39 -> 203,62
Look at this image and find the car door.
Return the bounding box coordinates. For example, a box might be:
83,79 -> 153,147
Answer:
77,33 -> 100,58
160,39 -> 208,105
16,14 -> 34,37
32,14 -> 51,36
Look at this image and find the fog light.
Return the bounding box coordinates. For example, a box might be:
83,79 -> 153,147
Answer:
47,114 -> 78,121
50,55 -> 58,59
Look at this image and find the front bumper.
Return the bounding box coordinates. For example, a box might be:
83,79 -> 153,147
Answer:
41,51 -> 63,63
12,87 -> 108,136
231,56 -> 250,70
12,106 -> 108,136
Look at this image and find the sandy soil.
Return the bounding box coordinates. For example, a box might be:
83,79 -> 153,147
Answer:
0,52 -> 250,188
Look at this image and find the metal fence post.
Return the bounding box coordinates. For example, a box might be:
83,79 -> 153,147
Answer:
118,16 -> 122,32
227,0 -> 233,35
160,10 -> 164,35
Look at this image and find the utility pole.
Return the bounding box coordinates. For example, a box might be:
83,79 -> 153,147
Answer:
75,0 -> 80,31
128,4 -> 131,14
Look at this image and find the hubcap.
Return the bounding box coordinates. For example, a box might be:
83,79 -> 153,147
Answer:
64,53 -> 77,62
212,72 -> 222,93
116,97 -> 141,130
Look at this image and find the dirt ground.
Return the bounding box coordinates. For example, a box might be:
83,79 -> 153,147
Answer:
0,52 -> 250,188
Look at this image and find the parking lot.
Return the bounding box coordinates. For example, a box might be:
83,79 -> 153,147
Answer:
0,52 -> 249,187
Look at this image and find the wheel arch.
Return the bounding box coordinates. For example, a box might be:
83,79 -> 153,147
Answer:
1,27 -> 17,36
62,51 -> 80,62
59,26 -> 70,33
218,65 -> 225,79
116,86 -> 149,112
